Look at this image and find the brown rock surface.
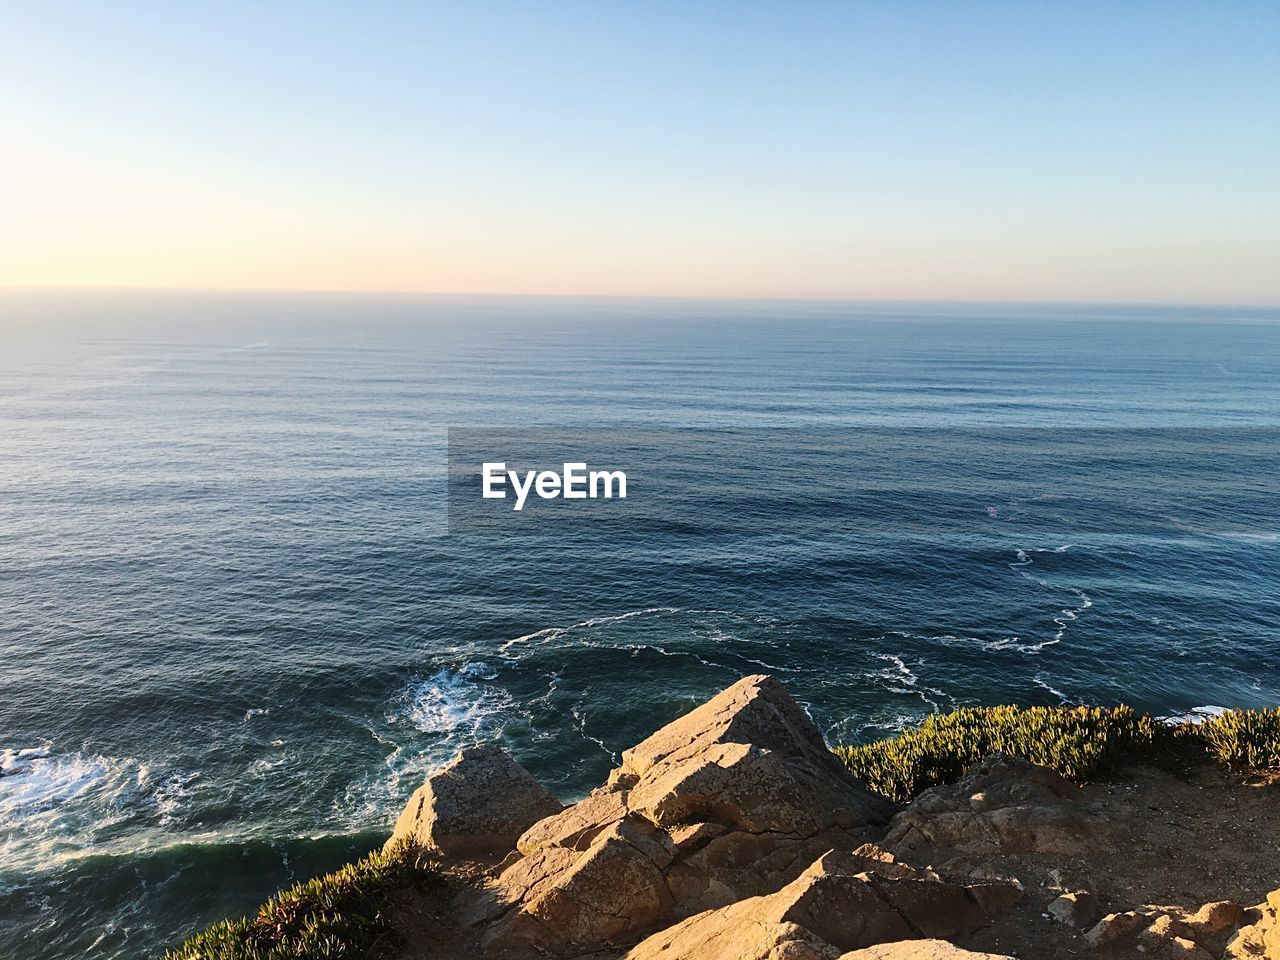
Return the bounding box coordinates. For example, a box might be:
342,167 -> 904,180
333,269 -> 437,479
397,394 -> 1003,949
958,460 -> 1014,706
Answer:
1189,900 -> 1247,936
386,744 -> 562,859
838,943 -> 1016,960
1085,910 -> 1153,946
1046,889 -> 1099,928
624,849 -> 1019,960
1140,914 -> 1213,958
1226,889 -> 1280,959
882,755 -> 1113,857
481,675 -> 896,954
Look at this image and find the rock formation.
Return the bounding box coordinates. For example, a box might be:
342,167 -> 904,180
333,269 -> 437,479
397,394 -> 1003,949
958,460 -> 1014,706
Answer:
386,743 -> 562,858
476,674 -> 898,953
1083,900 -> 1257,958
839,944 -> 1015,960
881,754 -> 1112,858
1225,890 -> 1280,959
1046,889 -> 1099,928
382,674 -> 1275,960
625,847 -> 1020,960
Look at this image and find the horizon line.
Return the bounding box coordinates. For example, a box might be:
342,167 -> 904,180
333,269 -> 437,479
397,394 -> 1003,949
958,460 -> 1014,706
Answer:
2,284 -> 1279,311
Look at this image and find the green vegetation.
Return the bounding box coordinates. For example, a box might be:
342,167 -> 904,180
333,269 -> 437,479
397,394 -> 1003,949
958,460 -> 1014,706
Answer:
165,841 -> 437,960
834,705 -> 1166,803
835,704 -> 1280,803
1197,707 -> 1280,771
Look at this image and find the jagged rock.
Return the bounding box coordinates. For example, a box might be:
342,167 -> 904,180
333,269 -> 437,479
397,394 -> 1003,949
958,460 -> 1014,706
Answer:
1047,890 -> 1099,928
1139,915 -> 1213,958
632,917 -> 839,960
1190,900 -> 1247,936
1085,910 -> 1153,946
483,675 -> 897,954
386,744 -> 561,858
1174,940 -> 1214,959
838,943 -> 1016,959
848,842 -> 918,880
1077,902 -> 1248,957
1146,913 -> 1198,942
1077,901 -> 1248,956
882,755 -> 1115,857
625,850 -> 1020,960
1152,937 -> 1214,960
481,817 -> 678,949
1226,889 -> 1280,959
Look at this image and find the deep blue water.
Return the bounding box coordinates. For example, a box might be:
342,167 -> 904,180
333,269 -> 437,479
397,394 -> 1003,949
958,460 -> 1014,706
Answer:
1,292 -> 1278,959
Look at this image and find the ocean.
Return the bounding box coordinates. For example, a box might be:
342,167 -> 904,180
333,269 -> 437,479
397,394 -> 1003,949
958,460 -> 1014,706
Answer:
1,292 -> 1278,959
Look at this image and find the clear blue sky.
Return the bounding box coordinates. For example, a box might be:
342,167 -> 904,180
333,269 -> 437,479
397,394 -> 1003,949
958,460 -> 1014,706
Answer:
2,1 -> 1277,301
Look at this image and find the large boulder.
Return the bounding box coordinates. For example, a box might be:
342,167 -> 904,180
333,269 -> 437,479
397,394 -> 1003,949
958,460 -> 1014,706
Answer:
479,675 -> 897,954
880,755 -> 1114,857
386,743 -> 561,859
624,849 -> 1020,960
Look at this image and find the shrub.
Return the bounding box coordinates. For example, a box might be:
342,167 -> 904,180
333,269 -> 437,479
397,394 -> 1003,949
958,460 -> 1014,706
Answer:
835,704 -> 1280,803
165,841 -> 437,960
833,704 -> 1170,803
1197,707 -> 1280,771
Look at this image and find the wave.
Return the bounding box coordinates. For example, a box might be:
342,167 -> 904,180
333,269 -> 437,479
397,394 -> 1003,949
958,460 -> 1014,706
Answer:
867,653 -> 947,712
339,662 -> 535,831
1032,675 -> 1070,703
1161,705 -> 1231,726
499,607 -> 680,653
0,747 -> 197,872
570,703 -> 615,761
398,665 -> 516,739
0,748 -> 109,808
1165,516 -> 1280,542
884,628 -> 1031,655
1007,545 -> 1092,651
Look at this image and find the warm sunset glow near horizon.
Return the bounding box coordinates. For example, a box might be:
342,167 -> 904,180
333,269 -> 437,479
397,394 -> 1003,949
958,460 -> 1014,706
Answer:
2,2 -> 1278,303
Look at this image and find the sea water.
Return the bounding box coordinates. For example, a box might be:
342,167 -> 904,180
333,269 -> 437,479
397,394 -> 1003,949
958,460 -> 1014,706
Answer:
1,292 -> 1278,958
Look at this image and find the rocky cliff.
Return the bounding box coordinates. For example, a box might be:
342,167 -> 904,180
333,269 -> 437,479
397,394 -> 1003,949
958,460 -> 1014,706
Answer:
373,675 -> 1280,960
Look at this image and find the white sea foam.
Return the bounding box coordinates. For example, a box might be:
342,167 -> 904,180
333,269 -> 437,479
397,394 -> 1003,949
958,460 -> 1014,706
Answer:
0,747 -> 51,776
0,748 -> 139,869
247,756 -> 289,777
868,653 -> 946,711
1007,546 -> 1092,651
459,661 -> 498,680
151,771 -> 201,823
1032,676 -> 1070,703
900,629 -> 1028,654
874,653 -> 917,686
499,607 -> 679,653
837,711 -> 933,743
347,666 -> 529,829
0,748 -> 111,809
1161,705 -> 1232,726
570,702 -> 615,760
400,667 -> 516,739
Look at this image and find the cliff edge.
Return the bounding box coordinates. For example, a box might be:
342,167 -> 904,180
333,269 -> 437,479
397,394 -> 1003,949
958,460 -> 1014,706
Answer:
169,675 -> 1280,960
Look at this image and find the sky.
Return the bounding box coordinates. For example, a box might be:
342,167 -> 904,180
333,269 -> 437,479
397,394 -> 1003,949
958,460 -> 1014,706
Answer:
1,1 -> 1277,302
